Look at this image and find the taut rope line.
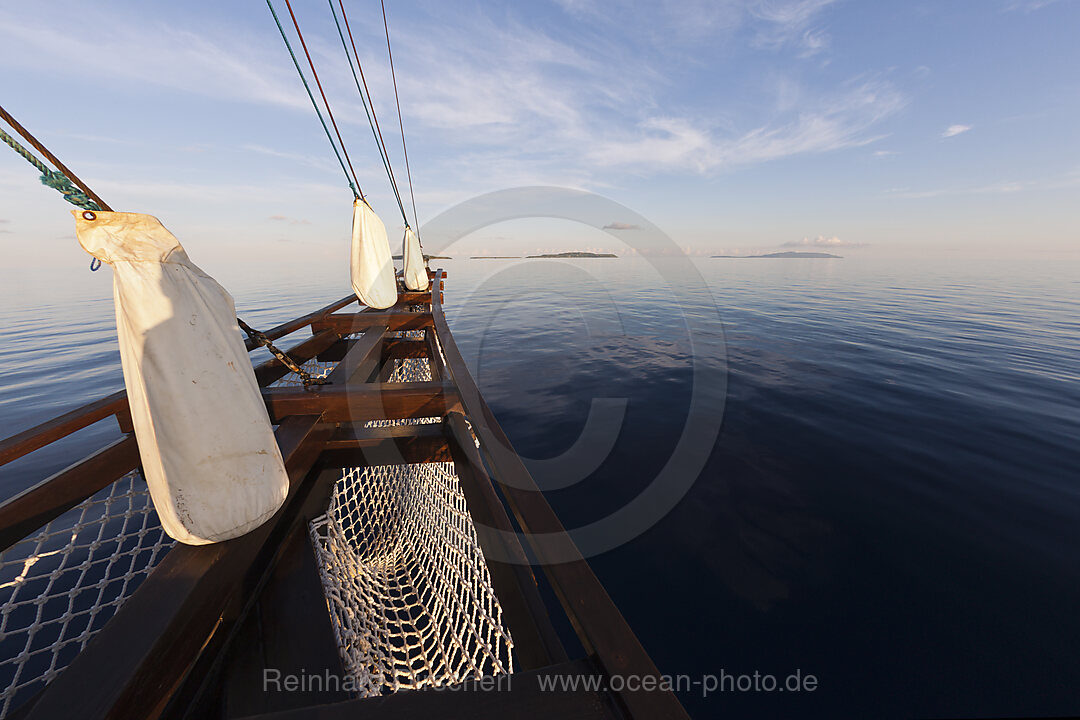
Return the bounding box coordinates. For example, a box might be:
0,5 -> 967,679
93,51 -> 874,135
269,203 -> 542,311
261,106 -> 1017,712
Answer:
281,0 -> 364,197
328,0 -> 408,225
266,0 -> 361,199
0,104 -> 110,211
0,105 -> 327,384
380,0 -> 421,235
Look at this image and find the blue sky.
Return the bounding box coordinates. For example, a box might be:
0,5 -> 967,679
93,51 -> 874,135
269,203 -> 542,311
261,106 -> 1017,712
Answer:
1,0 -> 1078,268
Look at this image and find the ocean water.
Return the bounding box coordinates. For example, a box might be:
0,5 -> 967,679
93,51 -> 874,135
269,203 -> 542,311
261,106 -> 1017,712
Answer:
1,255 -> 1078,718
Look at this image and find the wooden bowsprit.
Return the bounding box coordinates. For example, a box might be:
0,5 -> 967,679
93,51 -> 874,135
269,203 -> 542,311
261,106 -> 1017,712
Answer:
0,272 -> 690,720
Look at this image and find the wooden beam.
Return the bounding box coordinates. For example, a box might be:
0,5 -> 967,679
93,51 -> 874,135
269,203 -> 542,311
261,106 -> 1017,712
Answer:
24,414 -> 333,720
316,338 -> 426,363
318,422 -> 452,466
1,298 -> 356,469
262,383 -> 457,424
429,271 -> 689,720
243,295 -> 356,351
0,436 -> 140,553
426,328 -> 445,382
0,391 -> 127,468
445,412 -> 568,671
397,290 -> 432,305
311,312 -> 433,335
218,524 -> 351,718
253,330 -> 340,386
323,422 -> 446,448
322,327 -> 386,386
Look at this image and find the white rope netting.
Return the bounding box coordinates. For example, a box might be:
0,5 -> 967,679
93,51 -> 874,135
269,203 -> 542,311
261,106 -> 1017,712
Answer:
269,357 -> 336,388
0,470 -> 173,717
309,462 -> 514,696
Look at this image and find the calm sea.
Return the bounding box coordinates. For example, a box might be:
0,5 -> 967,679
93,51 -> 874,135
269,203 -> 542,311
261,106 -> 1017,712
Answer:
1,255 -> 1078,718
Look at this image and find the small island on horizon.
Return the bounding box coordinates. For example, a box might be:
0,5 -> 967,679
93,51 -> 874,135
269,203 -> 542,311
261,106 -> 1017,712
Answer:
392,254 -> 452,260
526,251 -> 618,258
713,251 -> 842,259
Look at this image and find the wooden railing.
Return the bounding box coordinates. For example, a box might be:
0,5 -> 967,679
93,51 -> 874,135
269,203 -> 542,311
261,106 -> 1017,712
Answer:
2,273 -> 689,720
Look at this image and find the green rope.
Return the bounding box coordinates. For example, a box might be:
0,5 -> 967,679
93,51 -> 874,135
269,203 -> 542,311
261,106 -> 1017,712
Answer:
266,0 -> 359,200
0,125 -> 101,211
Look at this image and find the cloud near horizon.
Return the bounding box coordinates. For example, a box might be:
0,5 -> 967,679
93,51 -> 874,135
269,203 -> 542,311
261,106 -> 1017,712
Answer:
783,235 -> 868,248
603,222 -> 640,230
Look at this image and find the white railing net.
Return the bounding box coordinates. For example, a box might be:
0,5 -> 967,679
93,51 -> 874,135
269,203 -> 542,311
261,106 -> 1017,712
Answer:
309,462 -> 514,696
0,469 -> 173,717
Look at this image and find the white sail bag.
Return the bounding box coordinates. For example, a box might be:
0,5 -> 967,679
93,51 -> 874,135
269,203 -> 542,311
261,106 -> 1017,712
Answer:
402,226 -> 429,291
74,211 -> 289,545
350,198 -> 397,309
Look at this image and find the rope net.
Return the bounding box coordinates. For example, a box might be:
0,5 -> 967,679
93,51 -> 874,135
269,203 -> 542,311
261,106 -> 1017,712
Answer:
0,470 -> 173,717
309,462 -> 513,696
268,356 -> 337,388
308,337 -> 513,694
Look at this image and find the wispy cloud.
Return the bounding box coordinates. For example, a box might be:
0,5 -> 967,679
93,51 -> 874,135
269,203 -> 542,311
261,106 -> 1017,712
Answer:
1003,0 -> 1072,11
269,215 -> 311,225
603,222 -> 640,230
587,79 -> 904,172
943,124 -> 972,138
750,0 -> 839,56
873,150 -> 900,157
783,235 -> 867,248
0,10 -> 307,111
886,181 -> 1028,199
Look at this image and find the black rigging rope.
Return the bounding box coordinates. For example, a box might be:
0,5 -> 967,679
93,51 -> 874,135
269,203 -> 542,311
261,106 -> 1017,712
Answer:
380,0 -> 421,235
266,0 -> 361,199
328,0 -> 408,223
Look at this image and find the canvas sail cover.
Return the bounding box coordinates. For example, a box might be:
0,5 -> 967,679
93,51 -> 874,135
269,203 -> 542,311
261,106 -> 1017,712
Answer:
350,198 -> 396,309
402,226 -> 429,291
73,211 -> 289,545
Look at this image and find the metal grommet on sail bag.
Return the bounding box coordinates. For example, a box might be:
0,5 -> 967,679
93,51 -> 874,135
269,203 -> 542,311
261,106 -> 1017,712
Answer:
73,211 -> 290,545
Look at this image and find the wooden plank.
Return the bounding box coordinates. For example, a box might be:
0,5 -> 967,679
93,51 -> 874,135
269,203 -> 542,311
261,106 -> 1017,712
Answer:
318,441 -> 451,468
220,524 -> 351,718
243,295 -> 356,351
0,391 -> 127,468
429,271 -> 689,720
311,312 -> 433,335
24,415 -> 332,720
315,338 -> 425,363
262,383 -> 456,424
0,330 -> 343,551
0,436 -> 140,552
319,422 -> 452,466
1,299 -> 354,468
425,329 -> 445,382
397,290 -> 432,305
253,330 -> 340,387
323,422 -> 446,448
233,658 -> 620,720
322,327 -> 386,386
445,412 -> 568,671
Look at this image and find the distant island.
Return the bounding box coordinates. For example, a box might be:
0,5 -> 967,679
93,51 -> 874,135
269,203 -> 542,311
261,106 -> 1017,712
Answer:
713,251 -> 842,259
392,254 -> 452,260
525,252 -> 618,258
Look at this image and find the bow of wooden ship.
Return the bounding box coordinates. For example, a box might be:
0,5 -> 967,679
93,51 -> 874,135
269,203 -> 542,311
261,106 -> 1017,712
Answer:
0,271 -> 690,720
